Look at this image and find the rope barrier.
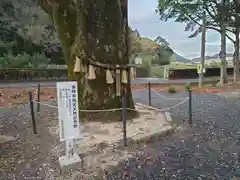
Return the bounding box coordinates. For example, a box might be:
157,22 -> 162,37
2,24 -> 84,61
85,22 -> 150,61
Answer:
32,100 -> 150,113
136,95 -> 189,112
31,87 -> 149,112
31,86 -> 189,113
33,100 -> 58,109
157,97 -> 189,111
151,88 -> 187,101
32,96 -> 189,113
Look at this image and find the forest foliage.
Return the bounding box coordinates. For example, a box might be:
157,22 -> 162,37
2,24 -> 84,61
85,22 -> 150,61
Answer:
0,0 -> 173,69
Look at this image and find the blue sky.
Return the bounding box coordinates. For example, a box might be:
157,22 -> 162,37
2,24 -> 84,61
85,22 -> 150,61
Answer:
128,0 -> 235,59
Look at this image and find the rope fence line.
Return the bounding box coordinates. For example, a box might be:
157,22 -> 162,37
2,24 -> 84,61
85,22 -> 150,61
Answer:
136,97 -> 189,112
31,86 -> 151,113
31,87 -> 189,113
29,84 -> 191,113
28,82 -> 193,146
32,100 -> 153,113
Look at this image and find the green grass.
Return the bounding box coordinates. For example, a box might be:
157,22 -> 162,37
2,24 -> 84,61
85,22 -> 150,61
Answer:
151,66 -> 164,78
164,62 -> 197,70
151,63 -> 197,78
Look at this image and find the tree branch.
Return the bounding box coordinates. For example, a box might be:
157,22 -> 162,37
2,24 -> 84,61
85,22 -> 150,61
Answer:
185,13 -> 235,43
205,4 -> 220,26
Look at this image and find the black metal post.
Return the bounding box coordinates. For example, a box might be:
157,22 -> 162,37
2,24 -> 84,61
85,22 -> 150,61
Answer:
122,96 -> 127,146
148,82 -> 151,106
188,88 -> 192,125
29,91 -> 37,134
37,83 -> 40,112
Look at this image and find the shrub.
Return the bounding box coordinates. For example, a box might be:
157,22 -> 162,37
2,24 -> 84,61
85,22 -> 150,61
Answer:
184,83 -> 191,91
209,61 -> 221,68
30,53 -> 50,68
0,52 -> 49,68
168,85 -> 176,93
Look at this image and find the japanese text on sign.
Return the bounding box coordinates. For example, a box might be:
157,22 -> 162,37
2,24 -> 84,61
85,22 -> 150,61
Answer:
56,81 -> 80,141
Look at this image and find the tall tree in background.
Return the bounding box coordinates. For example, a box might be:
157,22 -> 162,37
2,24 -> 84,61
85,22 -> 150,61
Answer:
129,28 -> 142,61
199,11 -> 206,88
228,0 -> 240,83
234,0 -> 240,83
0,0 -> 55,46
217,0 -> 227,84
156,0 -> 239,85
154,36 -> 174,65
0,0 -> 64,65
155,47 -> 174,65
40,0 -> 135,114
154,36 -> 170,47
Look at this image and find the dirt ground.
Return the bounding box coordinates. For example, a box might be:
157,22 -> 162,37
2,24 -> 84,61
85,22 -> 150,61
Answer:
0,87 -> 56,108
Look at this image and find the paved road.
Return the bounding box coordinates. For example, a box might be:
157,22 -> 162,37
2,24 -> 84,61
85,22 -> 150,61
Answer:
0,77 -> 221,88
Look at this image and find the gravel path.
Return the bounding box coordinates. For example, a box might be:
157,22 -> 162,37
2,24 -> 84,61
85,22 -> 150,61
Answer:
0,107 -> 60,180
102,92 -> 240,179
2,90 -> 240,179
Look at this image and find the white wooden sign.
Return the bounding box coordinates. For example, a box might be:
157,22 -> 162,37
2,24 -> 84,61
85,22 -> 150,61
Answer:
56,81 -> 80,142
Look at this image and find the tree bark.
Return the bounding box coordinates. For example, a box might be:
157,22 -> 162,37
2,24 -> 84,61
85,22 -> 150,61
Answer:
233,0 -> 240,84
219,30 -> 228,85
233,26 -> 240,84
40,0 -> 136,120
199,11 -> 206,88
219,0 -> 228,85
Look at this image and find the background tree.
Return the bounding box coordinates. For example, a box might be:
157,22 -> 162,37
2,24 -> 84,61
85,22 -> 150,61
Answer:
154,36 -> 170,47
0,0 -> 64,67
0,0 -> 161,72
156,0 -> 240,84
154,36 -> 174,65
225,0 -> 240,83
129,28 -> 142,61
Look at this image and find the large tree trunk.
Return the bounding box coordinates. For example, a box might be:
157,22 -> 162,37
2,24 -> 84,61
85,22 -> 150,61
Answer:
233,26 -> 240,84
219,0 -> 228,85
50,1 -> 77,81
199,11 -> 206,88
41,0 -> 136,120
233,0 -> 240,84
219,30 -> 228,85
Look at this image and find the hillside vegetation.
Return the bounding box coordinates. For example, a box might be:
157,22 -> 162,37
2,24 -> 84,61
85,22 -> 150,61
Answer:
0,1 -> 173,69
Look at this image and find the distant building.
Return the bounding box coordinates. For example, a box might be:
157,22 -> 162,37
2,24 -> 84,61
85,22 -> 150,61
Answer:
192,53 -> 233,66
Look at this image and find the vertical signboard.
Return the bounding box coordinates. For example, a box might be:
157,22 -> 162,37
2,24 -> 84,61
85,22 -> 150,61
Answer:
56,81 -> 80,142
